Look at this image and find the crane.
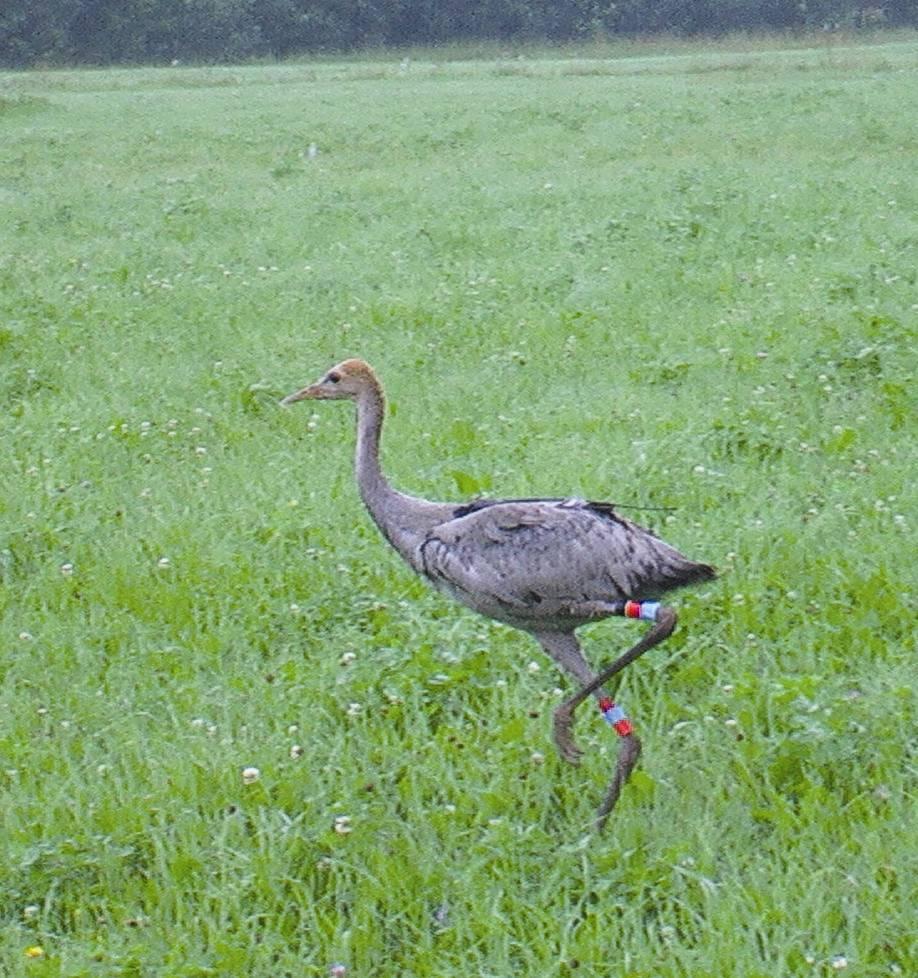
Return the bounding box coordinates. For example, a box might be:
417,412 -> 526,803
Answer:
282,359 -> 715,829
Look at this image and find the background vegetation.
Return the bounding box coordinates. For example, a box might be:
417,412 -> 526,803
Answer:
1,35 -> 916,978
1,0 -> 917,68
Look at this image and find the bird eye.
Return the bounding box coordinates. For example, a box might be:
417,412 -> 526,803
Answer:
327,371 -> 341,384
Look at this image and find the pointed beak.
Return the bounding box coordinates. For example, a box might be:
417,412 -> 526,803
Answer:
279,384 -> 319,406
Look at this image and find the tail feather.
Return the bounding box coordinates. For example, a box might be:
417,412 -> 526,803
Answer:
635,547 -> 716,600
669,559 -> 717,588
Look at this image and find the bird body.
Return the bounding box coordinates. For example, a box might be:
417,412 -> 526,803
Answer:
419,496 -> 712,632
282,358 -> 715,829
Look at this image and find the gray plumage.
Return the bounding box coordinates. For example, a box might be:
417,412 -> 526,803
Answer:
282,358 -> 715,829
420,496 -> 712,632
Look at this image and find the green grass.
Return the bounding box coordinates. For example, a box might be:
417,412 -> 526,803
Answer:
1,35 -> 916,977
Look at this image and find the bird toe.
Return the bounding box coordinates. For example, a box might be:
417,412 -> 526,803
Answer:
559,742 -> 583,766
552,710 -> 583,765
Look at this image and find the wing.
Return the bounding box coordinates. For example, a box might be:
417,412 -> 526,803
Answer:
418,498 -> 713,620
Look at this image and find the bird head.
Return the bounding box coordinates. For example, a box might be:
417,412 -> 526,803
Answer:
281,359 -> 378,405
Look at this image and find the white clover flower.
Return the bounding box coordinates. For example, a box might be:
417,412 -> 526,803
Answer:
831,956 -> 849,970
290,744 -> 304,759
60,562 -> 74,576
157,557 -> 171,569
339,651 -> 357,666
345,702 -> 362,717
333,815 -> 352,835
241,766 -> 260,785
527,661 -> 540,674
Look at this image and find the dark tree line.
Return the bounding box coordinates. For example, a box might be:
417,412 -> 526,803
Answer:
1,0 -> 913,68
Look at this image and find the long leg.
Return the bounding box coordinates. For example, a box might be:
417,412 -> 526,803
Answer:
563,604 -> 678,712
532,630 -> 606,765
538,603 -> 678,831
577,605 -> 678,830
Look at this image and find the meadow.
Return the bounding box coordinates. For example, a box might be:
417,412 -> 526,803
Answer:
1,34 -> 916,977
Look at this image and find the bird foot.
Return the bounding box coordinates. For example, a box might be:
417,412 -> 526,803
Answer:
595,733 -> 642,832
552,706 -> 583,765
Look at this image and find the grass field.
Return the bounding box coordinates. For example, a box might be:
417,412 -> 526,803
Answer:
1,34 -> 916,977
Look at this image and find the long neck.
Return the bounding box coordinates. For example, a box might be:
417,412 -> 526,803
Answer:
354,384 -> 395,514
353,384 -> 451,569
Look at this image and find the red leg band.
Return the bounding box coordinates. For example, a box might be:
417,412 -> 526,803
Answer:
598,698 -> 635,738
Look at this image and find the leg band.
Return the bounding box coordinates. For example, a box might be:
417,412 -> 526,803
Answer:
599,697 -> 634,737
623,600 -> 661,622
